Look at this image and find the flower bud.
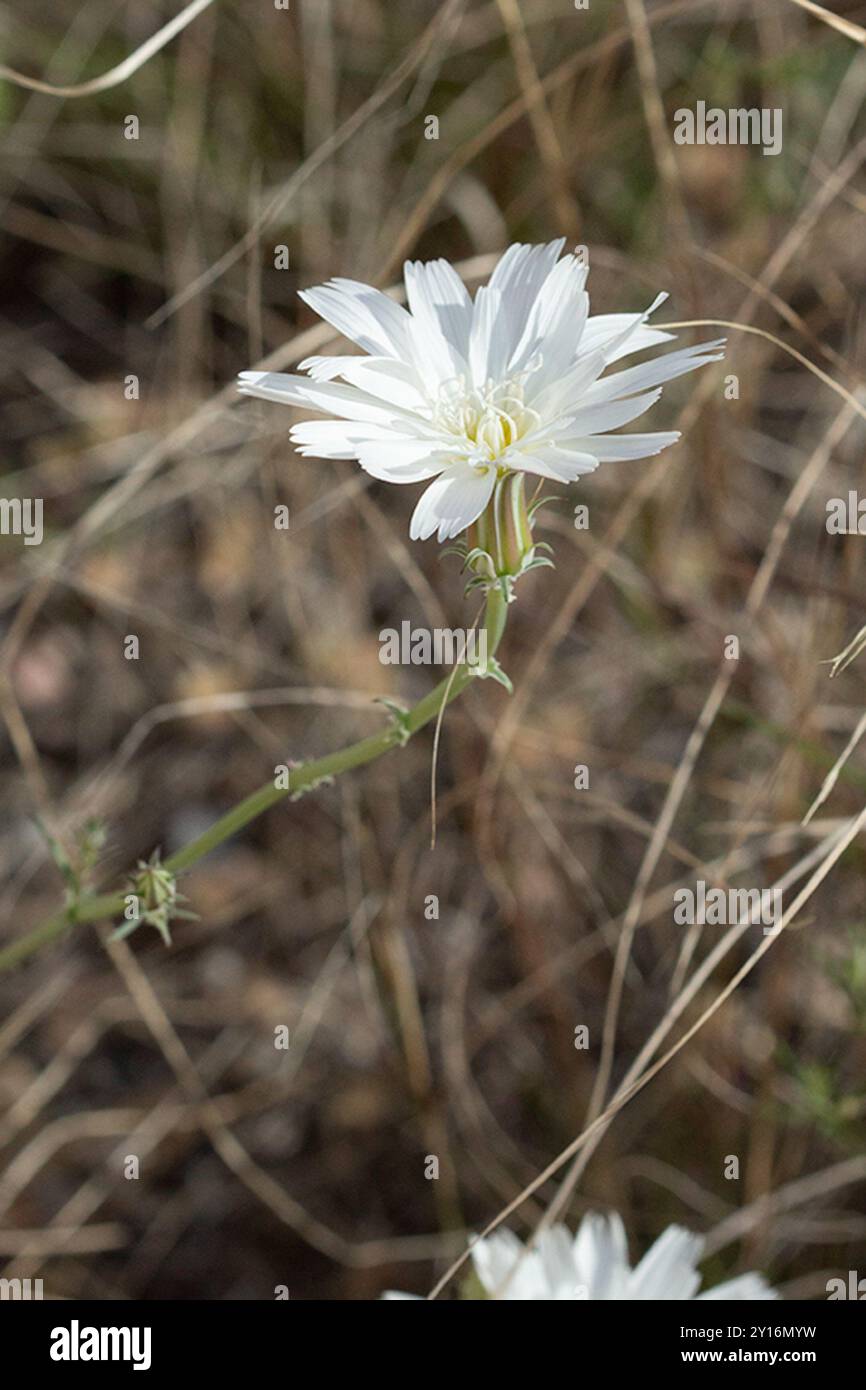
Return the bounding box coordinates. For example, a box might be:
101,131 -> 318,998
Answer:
467,471 -> 534,581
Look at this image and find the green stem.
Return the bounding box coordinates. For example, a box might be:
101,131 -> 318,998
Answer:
0,588 -> 509,974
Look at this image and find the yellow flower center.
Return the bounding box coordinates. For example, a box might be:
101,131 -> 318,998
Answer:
433,377 -> 538,464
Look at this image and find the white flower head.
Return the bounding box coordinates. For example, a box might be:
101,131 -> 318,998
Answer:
384,1212 -> 778,1301
238,242 -> 724,552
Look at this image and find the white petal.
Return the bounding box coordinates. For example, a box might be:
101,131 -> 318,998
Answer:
526,348 -> 607,417
573,1212 -> 631,1300
404,259 -> 469,382
588,293 -> 671,367
409,464 -> 495,542
356,441 -> 448,483
470,1232 -> 549,1301
555,387 -> 664,437
499,1251 -> 553,1300
239,370 -> 314,406
333,357 -> 429,412
698,1274 -> 779,1301
291,420 -> 447,478
584,340 -> 726,404
628,1226 -> 704,1300
299,278 -> 414,359
296,354 -> 363,382
470,1230 -> 526,1297
403,257 -> 473,357
297,354 -> 430,410
290,420 -> 397,459
488,239 -> 566,352
580,314 -> 675,363
513,449 -> 599,482
468,286 -> 509,386
556,431 -> 680,461
509,253 -> 589,382
535,1226 -> 583,1299
238,371 -> 426,428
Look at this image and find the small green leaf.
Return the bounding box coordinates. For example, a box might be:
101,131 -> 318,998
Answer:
468,654 -> 513,694
375,697 -> 413,746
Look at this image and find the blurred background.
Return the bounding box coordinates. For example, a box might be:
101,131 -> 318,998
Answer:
1,0 -> 866,1300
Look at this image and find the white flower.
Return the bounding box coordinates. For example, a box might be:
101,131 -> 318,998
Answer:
238,241 -> 724,544
383,1212 -> 778,1301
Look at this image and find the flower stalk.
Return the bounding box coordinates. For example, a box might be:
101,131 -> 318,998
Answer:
453,471 -> 554,603
0,587 -> 509,975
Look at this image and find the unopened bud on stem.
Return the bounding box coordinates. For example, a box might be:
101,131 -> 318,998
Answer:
462,471 -> 553,601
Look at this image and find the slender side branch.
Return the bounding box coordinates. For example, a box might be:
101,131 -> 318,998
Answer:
0,589 -> 509,975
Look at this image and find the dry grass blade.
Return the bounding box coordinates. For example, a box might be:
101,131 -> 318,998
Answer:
0,0 -> 216,97
429,807 -> 866,1298
783,0 -> 866,47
